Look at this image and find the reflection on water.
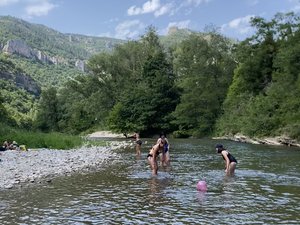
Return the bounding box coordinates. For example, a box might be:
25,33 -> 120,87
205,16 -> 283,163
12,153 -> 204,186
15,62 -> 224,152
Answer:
0,138 -> 299,224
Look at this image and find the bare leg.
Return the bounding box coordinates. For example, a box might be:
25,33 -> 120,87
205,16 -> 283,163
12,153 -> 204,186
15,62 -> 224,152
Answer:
228,162 -> 236,175
148,157 -> 158,175
164,152 -> 170,166
136,145 -> 141,156
160,152 -> 166,166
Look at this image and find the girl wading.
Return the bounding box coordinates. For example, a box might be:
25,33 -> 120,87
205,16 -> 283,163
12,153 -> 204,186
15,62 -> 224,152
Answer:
216,144 -> 237,175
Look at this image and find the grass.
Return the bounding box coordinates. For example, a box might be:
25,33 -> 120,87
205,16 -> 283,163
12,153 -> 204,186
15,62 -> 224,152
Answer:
0,123 -> 83,149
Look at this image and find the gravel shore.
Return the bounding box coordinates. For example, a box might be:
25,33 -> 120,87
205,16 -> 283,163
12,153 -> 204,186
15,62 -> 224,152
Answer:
0,141 -> 128,190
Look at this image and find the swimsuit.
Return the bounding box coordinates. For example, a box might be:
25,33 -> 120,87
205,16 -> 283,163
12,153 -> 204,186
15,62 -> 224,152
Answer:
222,150 -> 237,163
147,151 -> 159,159
136,140 -> 142,145
163,143 -> 169,153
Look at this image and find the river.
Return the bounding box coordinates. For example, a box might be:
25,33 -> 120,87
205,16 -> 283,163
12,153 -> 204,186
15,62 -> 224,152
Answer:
0,138 -> 299,224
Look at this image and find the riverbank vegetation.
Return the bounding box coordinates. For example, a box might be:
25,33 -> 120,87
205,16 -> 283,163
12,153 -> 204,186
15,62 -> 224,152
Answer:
1,12 -> 299,143
0,123 -> 82,149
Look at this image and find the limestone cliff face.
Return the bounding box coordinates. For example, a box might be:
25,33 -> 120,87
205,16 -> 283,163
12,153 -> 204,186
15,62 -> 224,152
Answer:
75,60 -> 85,71
0,71 -> 41,96
2,39 -> 79,69
3,39 -> 36,59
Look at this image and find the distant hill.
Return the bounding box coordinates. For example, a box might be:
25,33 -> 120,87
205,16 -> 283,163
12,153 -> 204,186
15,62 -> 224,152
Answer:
0,55 -> 40,126
0,16 -> 210,126
0,16 -> 124,63
160,26 -> 194,48
0,16 -> 208,88
0,16 -> 126,88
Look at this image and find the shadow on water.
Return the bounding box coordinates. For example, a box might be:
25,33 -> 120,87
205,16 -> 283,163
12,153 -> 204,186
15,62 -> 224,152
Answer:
0,138 -> 299,224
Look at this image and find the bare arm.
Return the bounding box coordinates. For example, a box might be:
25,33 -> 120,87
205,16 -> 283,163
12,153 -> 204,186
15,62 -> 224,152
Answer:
221,151 -> 230,172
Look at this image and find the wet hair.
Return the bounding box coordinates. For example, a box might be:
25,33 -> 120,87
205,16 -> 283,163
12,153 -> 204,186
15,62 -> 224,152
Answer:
215,144 -> 224,153
160,132 -> 166,138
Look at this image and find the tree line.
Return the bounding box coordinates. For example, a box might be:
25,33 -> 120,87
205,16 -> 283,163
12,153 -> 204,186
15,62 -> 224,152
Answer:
14,13 -> 300,140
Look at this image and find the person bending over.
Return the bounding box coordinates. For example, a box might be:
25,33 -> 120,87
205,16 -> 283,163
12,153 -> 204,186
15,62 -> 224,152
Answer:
216,144 -> 237,175
147,140 -> 164,175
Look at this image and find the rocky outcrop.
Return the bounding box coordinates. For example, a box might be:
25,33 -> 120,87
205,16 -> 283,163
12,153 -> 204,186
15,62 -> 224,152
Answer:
213,133 -> 300,148
36,50 -> 55,64
0,71 -> 41,96
3,39 -> 36,58
2,39 -> 68,66
75,59 -> 85,71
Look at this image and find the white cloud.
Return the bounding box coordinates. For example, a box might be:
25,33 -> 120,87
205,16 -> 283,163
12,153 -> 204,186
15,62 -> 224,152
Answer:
127,0 -> 173,17
128,0 -> 160,15
161,20 -> 191,35
222,15 -> 255,35
154,3 -> 173,17
290,0 -> 300,13
175,0 -> 211,16
25,0 -> 57,17
184,0 -> 212,7
115,20 -> 145,39
0,0 -> 19,6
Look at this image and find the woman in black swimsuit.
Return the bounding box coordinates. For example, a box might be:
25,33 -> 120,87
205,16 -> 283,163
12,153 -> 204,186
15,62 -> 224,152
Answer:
216,144 -> 237,175
147,140 -> 164,175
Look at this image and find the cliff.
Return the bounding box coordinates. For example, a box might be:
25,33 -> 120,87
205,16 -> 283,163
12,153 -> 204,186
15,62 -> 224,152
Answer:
0,70 -> 41,96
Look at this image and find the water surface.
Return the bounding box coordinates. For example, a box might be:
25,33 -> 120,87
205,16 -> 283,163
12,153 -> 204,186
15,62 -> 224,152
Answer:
0,138 -> 299,224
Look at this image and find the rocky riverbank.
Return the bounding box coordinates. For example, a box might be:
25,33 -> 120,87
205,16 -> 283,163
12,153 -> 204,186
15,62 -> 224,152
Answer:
214,133 -> 300,148
0,141 -> 130,190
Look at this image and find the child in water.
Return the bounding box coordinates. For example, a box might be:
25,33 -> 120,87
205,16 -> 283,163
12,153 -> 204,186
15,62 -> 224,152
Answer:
216,144 -> 237,175
157,133 -> 170,166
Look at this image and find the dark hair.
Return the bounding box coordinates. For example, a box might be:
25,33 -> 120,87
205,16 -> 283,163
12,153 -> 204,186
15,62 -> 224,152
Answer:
215,144 -> 223,149
215,144 -> 224,153
160,132 -> 166,138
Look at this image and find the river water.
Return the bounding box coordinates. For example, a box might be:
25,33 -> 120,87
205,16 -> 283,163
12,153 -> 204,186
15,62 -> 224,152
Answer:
0,138 -> 299,224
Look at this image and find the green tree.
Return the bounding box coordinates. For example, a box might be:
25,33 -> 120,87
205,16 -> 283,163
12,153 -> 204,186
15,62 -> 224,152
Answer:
34,87 -> 58,131
172,33 -> 235,136
107,27 -> 180,135
215,12 -> 300,140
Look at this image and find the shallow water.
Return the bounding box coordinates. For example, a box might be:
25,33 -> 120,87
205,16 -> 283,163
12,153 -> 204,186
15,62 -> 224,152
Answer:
0,138 -> 299,224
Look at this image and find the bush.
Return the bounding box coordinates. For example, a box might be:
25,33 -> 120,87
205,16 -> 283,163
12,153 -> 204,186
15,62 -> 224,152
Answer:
0,123 -> 83,149
172,130 -> 191,138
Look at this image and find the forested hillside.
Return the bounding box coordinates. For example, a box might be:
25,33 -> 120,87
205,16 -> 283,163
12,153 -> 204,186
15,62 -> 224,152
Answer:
0,55 -> 39,127
0,16 -> 125,88
33,27 -> 236,135
1,13 -> 299,143
0,16 -> 124,126
215,12 -> 300,141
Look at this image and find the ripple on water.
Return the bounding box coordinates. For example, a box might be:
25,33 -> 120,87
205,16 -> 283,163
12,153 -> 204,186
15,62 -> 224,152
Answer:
0,139 -> 299,224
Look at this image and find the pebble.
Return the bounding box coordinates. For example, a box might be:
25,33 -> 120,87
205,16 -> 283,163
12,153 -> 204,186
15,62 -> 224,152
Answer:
0,142 -> 126,190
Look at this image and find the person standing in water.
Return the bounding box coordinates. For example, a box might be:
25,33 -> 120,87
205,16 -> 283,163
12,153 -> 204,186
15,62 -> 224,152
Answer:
147,139 -> 164,175
157,133 -> 170,166
216,144 -> 237,175
129,132 -> 142,156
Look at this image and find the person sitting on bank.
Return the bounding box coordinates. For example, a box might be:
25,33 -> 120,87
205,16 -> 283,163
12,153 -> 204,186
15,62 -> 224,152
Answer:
216,144 -> 237,175
10,141 -> 20,150
0,141 -> 8,151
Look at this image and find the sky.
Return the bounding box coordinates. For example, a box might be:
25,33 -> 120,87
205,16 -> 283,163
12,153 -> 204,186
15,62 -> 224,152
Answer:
0,0 -> 300,41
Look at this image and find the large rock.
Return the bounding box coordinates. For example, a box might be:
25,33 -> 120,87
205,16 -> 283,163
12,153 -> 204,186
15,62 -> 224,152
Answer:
0,71 -> 41,96
3,39 -> 35,58
75,59 -> 85,71
2,39 -> 69,67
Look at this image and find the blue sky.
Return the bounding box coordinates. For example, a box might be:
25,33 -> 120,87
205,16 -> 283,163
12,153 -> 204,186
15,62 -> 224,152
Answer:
0,0 -> 299,40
